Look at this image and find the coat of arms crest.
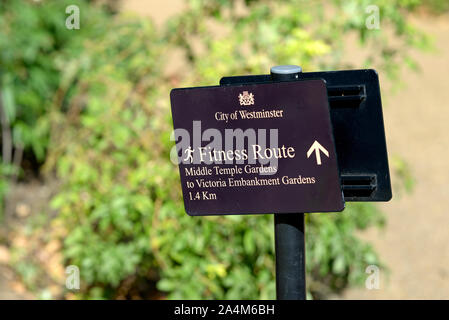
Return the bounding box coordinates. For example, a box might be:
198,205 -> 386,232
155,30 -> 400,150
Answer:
238,91 -> 255,106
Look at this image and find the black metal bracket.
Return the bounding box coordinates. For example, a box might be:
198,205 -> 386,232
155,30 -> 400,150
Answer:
220,69 -> 392,202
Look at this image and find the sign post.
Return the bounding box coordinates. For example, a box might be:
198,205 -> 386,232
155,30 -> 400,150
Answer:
170,63 -> 392,301
271,65 -> 306,300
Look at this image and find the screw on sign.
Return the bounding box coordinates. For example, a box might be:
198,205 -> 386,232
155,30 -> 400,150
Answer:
170,65 -> 392,300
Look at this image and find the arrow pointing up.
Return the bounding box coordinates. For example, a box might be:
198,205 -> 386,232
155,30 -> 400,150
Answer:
306,140 -> 329,165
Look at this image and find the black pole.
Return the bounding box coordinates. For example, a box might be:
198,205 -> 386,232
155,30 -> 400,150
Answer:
271,65 -> 306,300
274,213 -> 306,300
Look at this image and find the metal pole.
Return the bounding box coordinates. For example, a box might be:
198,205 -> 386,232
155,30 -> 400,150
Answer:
271,65 -> 306,300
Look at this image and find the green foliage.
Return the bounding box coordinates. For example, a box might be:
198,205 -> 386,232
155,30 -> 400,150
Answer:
306,203 -> 385,297
0,0 -> 108,162
3,0 -> 430,299
49,15 -> 274,299
391,155 -> 414,193
49,15 -> 169,295
166,0 -> 433,82
0,164 -> 12,222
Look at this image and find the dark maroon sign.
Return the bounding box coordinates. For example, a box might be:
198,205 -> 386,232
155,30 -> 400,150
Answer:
170,80 -> 344,216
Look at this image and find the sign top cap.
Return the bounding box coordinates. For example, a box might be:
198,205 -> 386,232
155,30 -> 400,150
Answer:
270,65 -> 302,75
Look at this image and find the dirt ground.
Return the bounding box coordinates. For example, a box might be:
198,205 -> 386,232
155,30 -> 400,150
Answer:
341,15 -> 449,300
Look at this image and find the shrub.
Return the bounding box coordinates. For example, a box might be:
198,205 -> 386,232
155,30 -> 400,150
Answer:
0,0 -> 109,166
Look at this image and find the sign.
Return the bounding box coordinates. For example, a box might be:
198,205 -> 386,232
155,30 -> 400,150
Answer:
170,80 -> 344,216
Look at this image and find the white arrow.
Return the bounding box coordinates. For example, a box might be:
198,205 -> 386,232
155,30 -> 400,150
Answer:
306,140 -> 329,165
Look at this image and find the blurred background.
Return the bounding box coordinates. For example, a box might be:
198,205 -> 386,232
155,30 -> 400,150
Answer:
0,0 -> 448,299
